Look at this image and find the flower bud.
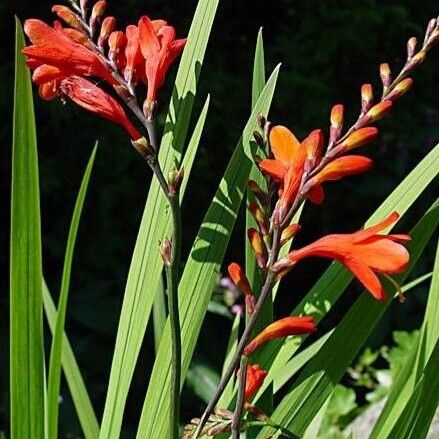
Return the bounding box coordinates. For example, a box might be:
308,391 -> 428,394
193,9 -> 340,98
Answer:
329,104 -> 344,145
90,0 -> 107,35
131,136 -> 153,159
337,127 -> 379,153
108,31 -> 126,63
98,16 -> 116,47
364,100 -> 392,123
385,78 -> 413,101
62,28 -> 93,48
407,50 -> 425,71
244,316 -> 316,356
168,166 -> 184,196
247,180 -> 267,206
407,37 -> 417,60
380,63 -> 392,89
52,5 -> 81,29
280,223 -> 301,246
253,131 -> 265,149
243,364 -> 267,401
361,83 -> 373,113
248,202 -> 268,235
228,263 -> 255,313
247,228 -> 266,269
257,114 -> 266,130
303,129 -> 323,170
159,239 -> 172,266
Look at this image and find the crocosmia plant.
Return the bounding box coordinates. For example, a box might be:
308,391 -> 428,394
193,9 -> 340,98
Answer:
8,0 -> 439,438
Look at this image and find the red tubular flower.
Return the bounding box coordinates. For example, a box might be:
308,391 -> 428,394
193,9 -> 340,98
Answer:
124,25 -> 143,85
244,316 -> 316,356
337,127 -> 379,153
138,16 -> 186,106
259,125 -> 308,222
275,212 -> 410,301
228,263 -> 255,313
60,76 -> 141,140
22,19 -> 115,85
306,155 -> 373,204
244,365 -> 268,401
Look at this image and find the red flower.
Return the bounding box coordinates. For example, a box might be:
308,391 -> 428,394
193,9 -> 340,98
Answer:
306,155 -> 373,204
259,125 -> 309,222
244,316 -> 316,356
138,16 -> 186,105
275,212 -> 410,300
244,365 -> 267,401
22,19 -> 114,85
60,76 -> 141,140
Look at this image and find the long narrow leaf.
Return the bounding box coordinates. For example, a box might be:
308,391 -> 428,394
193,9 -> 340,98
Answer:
137,65 -> 281,439
99,1 -> 216,429
47,146 -> 97,439
10,18 -> 45,438
43,282 -> 100,439
258,202 -> 439,438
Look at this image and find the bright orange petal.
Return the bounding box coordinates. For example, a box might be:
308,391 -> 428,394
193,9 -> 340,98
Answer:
343,257 -> 387,300
307,184 -> 325,204
269,125 -> 301,165
259,159 -> 285,181
314,155 -> 373,183
353,212 -> 400,242
138,15 -> 160,58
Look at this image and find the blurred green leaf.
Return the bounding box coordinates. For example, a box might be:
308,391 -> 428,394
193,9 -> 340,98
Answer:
10,18 -> 45,438
186,361 -> 220,404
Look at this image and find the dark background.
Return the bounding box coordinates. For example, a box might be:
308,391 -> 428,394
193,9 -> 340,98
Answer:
1,0 -> 438,437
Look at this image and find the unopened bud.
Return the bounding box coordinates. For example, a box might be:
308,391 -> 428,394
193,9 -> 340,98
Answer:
131,136 -> 153,159
329,104 -> 344,145
253,131 -> 265,149
385,78 -> 413,101
247,180 -> 267,206
257,114 -> 266,130
407,50 -> 426,71
303,129 -> 323,170
62,28 -> 93,48
108,31 -> 126,63
98,16 -> 116,47
425,17 -> 437,41
206,423 -> 231,436
159,239 -> 172,266
168,166 -> 184,196
228,262 -> 255,313
244,403 -> 269,421
407,37 -> 417,60
52,5 -> 81,29
280,223 -> 301,246
247,228 -> 266,268
337,127 -> 379,153
214,408 -> 234,420
248,202 -> 268,235
364,100 -> 392,123
380,63 -> 391,89
90,0 -> 107,35
143,99 -> 156,121
361,83 -> 373,113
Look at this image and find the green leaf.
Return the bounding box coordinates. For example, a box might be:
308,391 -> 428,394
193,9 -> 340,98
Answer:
47,146 -> 97,439
257,202 -> 439,438
99,5 -> 215,430
218,313 -> 241,407
43,282 -> 100,439
387,338 -> 439,439
370,238 -> 439,438
10,18 -> 45,438
254,143 -> 439,401
153,276 -> 167,353
136,65 -> 281,439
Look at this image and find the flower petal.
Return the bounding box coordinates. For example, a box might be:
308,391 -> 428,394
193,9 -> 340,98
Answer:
269,125 -> 301,165
259,159 -> 285,181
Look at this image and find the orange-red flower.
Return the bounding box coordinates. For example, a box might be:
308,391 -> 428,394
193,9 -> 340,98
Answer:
22,19 -> 114,85
244,365 -> 268,401
274,212 -> 410,301
306,155 -> 373,204
259,125 -> 309,222
228,263 -> 255,313
244,316 -> 316,356
60,76 -> 141,140
138,16 -> 186,106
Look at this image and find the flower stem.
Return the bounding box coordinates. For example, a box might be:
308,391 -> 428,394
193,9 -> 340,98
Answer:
231,355 -> 248,438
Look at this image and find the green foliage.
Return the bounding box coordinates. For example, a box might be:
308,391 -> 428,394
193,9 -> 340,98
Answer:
10,18 -> 45,438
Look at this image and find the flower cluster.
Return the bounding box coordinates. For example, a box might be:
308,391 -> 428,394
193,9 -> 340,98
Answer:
22,0 -> 186,142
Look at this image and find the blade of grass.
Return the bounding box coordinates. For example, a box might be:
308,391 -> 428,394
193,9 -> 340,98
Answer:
136,65 -> 281,439
253,143 -> 439,402
10,18 -> 45,438
47,146 -> 97,439
257,202 -> 439,438
43,281 -> 100,439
